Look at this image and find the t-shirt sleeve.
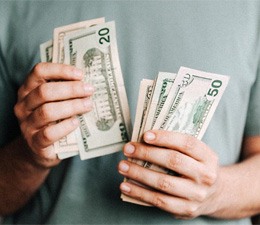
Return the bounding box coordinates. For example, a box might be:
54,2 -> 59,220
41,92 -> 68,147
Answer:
244,65 -> 260,136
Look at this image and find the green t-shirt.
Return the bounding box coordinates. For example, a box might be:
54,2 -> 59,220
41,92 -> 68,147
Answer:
1,1 -> 260,224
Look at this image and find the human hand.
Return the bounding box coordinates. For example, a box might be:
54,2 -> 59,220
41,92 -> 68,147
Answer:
118,130 -> 220,219
14,63 -> 94,168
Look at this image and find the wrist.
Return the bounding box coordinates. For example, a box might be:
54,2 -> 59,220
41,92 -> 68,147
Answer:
202,167 -> 227,218
0,136 -> 55,215
19,136 -> 61,170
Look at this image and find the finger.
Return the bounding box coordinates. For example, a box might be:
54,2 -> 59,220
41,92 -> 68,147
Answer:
123,142 -> 203,180
28,97 -> 93,128
18,63 -> 83,101
32,117 -> 80,149
118,160 -> 205,202
24,81 -> 94,111
143,130 -> 210,162
120,181 -> 197,218
14,100 -> 30,122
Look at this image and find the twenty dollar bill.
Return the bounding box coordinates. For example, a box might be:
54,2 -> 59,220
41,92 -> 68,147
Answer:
63,21 -> 132,160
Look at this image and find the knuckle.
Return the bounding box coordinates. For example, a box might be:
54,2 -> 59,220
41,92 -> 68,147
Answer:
32,62 -> 45,76
73,81 -> 85,96
184,136 -> 197,151
41,127 -> 53,144
69,83 -> 78,97
140,144 -> 152,160
195,189 -> 207,202
20,121 -> 31,139
184,204 -> 198,218
14,103 -> 22,119
58,64 -> 72,77
66,82 -> 83,98
37,104 -> 52,122
131,167 -> 142,181
167,152 -> 182,170
200,169 -> 217,186
182,135 -> 197,152
38,84 -> 50,101
136,192 -> 146,203
152,195 -> 166,208
69,99 -> 89,116
157,176 -> 174,192
62,102 -> 73,115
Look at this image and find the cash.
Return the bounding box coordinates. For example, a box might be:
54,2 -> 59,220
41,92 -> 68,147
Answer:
131,79 -> 154,143
40,18 -> 132,160
121,67 -> 229,205
122,79 -> 154,206
40,19 -> 230,205
40,40 -> 53,62
64,21 -> 132,160
52,18 -> 105,64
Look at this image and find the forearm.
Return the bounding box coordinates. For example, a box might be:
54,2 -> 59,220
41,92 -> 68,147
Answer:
208,153 -> 260,219
0,136 -> 50,216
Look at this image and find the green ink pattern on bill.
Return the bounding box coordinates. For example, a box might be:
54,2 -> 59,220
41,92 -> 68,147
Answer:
52,18 -> 105,64
63,21 -> 132,160
154,67 -> 230,139
52,18 -> 105,159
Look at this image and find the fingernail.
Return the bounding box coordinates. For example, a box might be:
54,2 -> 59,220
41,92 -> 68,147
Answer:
73,68 -> 83,77
84,84 -> 95,93
124,143 -> 135,155
120,183 -> 131,193
72,117 -> 79,126
83,99 -> 93,108
144,131 -> 156,141
119,162 -> 129,172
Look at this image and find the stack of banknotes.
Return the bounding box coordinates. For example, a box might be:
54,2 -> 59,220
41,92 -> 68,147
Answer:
121,67 -> 229,205
40,18 -> 132,160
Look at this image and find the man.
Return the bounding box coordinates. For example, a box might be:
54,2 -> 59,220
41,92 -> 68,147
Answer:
0,1 -> 260,224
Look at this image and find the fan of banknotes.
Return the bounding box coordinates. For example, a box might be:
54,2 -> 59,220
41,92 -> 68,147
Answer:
40,18 -> 132,160
121,68 -> 229,205
40,17 -> 230,174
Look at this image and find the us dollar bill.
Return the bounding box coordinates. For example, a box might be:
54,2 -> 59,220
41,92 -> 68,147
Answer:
52,17 -> 105,63
52,18 -> 105,159
153,67 -> 230,138
121,79 -> 154,205
131,79 -> 154,142
132,72 -> 177,177
40,40 -> 53,62
63,21 -> 132,160
122,73 -> 175,205
123,67 -> 229,205
143,72 -> 176,133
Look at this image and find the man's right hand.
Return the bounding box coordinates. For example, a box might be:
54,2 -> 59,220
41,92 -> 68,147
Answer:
14,62 -> 94,168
